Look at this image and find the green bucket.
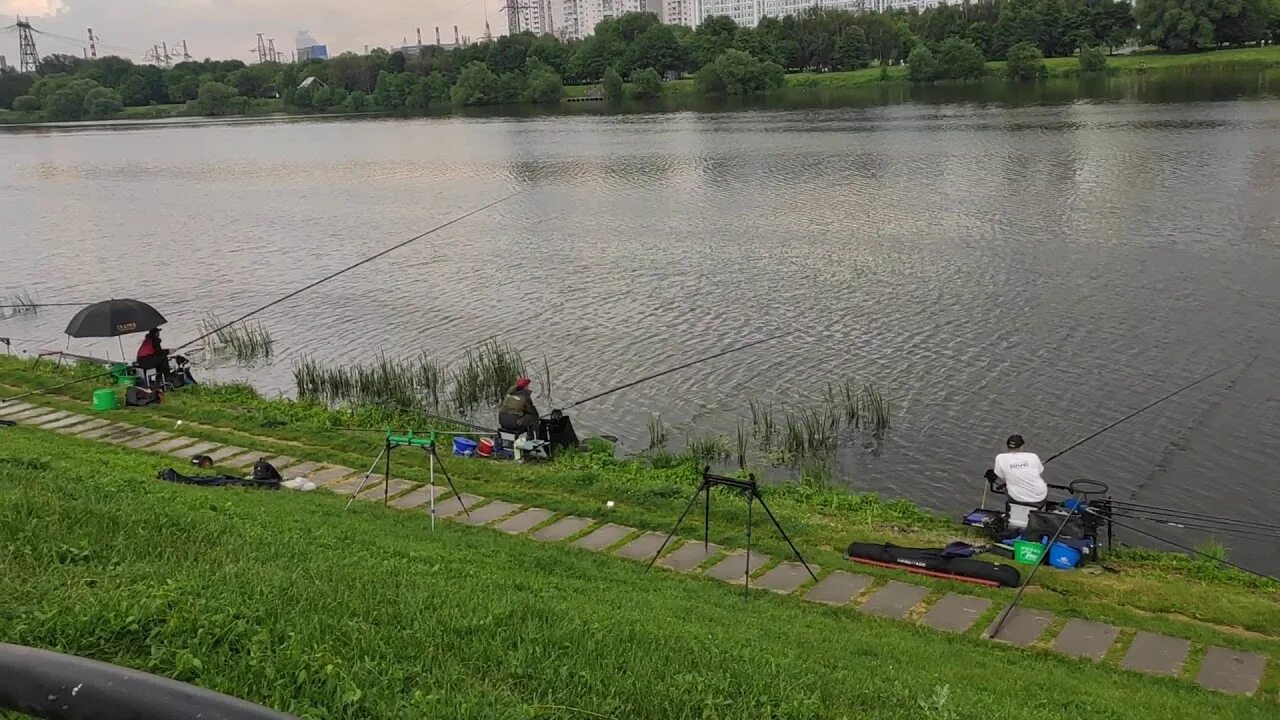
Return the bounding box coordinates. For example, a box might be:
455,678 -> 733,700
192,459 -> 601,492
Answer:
92,388 -> 119,412
118,375 -> 138,388
1013,540 -> 1047,566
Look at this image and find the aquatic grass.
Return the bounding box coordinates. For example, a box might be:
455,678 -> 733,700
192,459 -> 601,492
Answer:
0,289 -> 38,320
748,397 -> 776,450
735,420 -> 748,470
413,353 -> 445,410
647,414 -> 668,451
686,433 -> 730,463
450,338 -> 525,415
198,313 -> 274,364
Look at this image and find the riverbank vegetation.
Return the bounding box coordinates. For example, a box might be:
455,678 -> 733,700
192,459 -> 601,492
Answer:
3,0 -> 1280,123
4,426 -> 1276,718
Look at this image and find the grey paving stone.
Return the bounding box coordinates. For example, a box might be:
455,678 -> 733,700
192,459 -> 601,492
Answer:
124,431 -> 173,449
38,414 -> 93,430
101,426 -> 153,444
658,541 -> 722,572
495,508 -> 554,535
220,452 -> 265,470
453,500 -> 521,526
1195,646 -> 1267,695
7,406 -> 60,421
1122,632 -> 1190,677
308,466 -> 357,486
531,516 -> 594,542
18,408 -> 67,424
921,594 -> 992,634
858,581 -> 930,619
55,418 -> 109,435
279,461 -> 326,478
356,478 -> 417,502
704,551 -> 772,584
754,561 -> 820,594
571,523 -> 634,552
172,441 -> 222,459
265,456 -> 297,471
987,608 -> 1054,647
389,484 -> 446,510
147,436 -> 200,454
803,571 -> 872,606
613,532 -> 671,562
432,493 -> 483,519
1053,620 -> 1119,661
205,445 -> 248,462
77,423 -> 130,440
0,401 -> 34,417
328,473 -> 379,495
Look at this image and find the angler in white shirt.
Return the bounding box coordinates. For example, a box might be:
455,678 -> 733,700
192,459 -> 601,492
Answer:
992,434 -> 1048,529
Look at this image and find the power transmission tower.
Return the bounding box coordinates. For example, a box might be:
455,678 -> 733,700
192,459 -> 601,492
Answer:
180,40 -> 191,61
87,27 -> 97,59
267,38 -> 277,63
254,33 -> 268,64
17,18 -> 40,74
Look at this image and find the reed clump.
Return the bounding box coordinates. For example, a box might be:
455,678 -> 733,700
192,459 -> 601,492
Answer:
199,313 -> 274,364
1,290 -> 38,320
746,378 -> 894,467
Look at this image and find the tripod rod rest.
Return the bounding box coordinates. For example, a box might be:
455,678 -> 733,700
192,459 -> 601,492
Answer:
702,466 -> 756,493
386,429 -> 436,449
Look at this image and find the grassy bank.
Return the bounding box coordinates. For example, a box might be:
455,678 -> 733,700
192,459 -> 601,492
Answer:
0,98 -> 288,126
0,424 -> 1274,718
2,357 -> 1278,682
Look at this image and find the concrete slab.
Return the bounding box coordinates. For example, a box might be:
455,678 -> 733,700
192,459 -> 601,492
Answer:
753,561 -> 819,594
613,532 -> 670,562
803,571 -> 872,606
77,423 -> 130,440
328,473 -> 378,495
172,441 -> 222,459
919,593 -> 991,633
265,455 -> 297,471
389,484 -> 445,510
495,507 -> 554,535
308,465 -> 357,486
100,426 -> 154,444
921,593 -> 992,634
147,436 -> 200,454
432,493 -> 483,519
704,551 -> 772,584
1195,646 -> 1267,695
1122,632 -> 1190,677
531,516 -> 594,542
7,406 -> 60,421
279,461 -> 326,478
355,478 -> 416,502
205,445 -> 249,462
18,409 -> 68,424
55,418 -> 109,435
858,581 -> 929,619
220,453 -> 264,470
658,541 -> 722,572
38,414 -> 93,430
453,500 -> 521,526
1053,620 -> 1119,661
124,431 -> 173,449
571,523 -> 634,552
0,401 -> 34,417
987,608 -> 1054,647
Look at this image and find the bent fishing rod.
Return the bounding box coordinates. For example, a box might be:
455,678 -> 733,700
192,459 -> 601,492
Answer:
175,189 -> 527,353
1042,357 -> 1251,465
557,331 -> 798,411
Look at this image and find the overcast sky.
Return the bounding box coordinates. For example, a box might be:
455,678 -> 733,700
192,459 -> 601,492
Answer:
2,0 -> 494,65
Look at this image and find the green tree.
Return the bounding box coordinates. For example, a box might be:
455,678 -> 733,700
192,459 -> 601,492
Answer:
568,35 -> 620,83
83,87 -> 123,119
936,37 -> 986,80
524,58 -> 564,104
1005,41 -> 1047,80
1215,0 -> 1272,46
697,49 -> 784,95
278,65 -> 300,105
528,35 -> 574,77
907,45 -> 939,82
1135,0 -> 1218,51
39,53 -> 84,77
46,79 -> 102,121
117,72 -> 152,106
404,76 -> 434,109
833,27 -> 871,70
342,90 -> 369,112
293,82 -> 316,108
226,68 -> 262,99
189,81 -> 243,116
496,72 -> 528,104
690,15 -> 740,67
602,66 -> 625,99
451,62 -> 500,105
166,73 -> 200,103
12,95 -> 40,113
0,69 -> 36,110
1079,45 -> 1108,72
312,85 -> 336,109
626,25 -> 684,75
629,67 -> 662,99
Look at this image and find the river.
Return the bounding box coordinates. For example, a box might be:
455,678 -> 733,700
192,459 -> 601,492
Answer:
3,73 -> 1278,570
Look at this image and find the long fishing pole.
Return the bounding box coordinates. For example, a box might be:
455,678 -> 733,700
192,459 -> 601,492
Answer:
1043,357 -> 1250,465
1106,500 -> 1280,533
1101,511 -> 1280,541
559,331 -> 797,411
1084,508 -> 1277,582
174,189 -> 526,353
0,370 -> 115,402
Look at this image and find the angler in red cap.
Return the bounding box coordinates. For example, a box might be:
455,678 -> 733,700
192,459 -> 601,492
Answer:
498,376 -> 540,436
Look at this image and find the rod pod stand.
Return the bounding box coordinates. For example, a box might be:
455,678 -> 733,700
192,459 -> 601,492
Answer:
346,429 -> 470,528
646,466 -> 817,600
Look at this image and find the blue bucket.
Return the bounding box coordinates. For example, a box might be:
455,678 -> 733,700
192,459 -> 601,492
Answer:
452,437 -> 477,456
1048,542 -> 1082,569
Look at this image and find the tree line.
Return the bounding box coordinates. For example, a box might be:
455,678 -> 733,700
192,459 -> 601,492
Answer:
2,0 -> 1277,116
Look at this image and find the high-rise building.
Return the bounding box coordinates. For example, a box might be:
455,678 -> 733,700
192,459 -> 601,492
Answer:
296,31 -> 328,61
685,0 -> 934,29
552,0 -> 654,39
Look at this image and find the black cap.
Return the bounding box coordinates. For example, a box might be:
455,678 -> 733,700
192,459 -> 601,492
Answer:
1007,434 -> 1025,449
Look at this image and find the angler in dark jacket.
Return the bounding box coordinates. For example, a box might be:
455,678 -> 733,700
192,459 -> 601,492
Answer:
498,377 -> 539,435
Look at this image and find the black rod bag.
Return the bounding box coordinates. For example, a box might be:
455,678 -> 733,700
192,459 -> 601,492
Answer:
847,541 -> 1021,588
157,468 -> 279,489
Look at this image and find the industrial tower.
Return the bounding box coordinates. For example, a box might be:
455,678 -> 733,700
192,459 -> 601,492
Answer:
17,18 -> 39,73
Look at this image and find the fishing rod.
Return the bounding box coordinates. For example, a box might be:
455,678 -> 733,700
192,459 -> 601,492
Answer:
1083,507 -> 1277,582
174,189 -> 526,353
0,370 -> 115,403
558,331 -> 797,411
1105,500 -> 1280,533
1042,357 -> 1251,465
1102,507 -> 1280,540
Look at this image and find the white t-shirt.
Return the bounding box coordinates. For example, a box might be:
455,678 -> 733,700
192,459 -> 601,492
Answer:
993,451 -> 1048,504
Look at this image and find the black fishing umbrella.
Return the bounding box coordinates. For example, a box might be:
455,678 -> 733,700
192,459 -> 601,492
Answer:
64,299 -> 167,338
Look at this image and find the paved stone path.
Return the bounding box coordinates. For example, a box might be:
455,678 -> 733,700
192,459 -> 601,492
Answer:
3,401 -> 1272,697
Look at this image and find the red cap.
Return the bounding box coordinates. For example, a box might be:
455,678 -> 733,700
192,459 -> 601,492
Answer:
516,377 -> 531,389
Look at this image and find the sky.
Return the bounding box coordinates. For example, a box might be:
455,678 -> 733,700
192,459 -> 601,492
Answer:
2,0 -> 495,65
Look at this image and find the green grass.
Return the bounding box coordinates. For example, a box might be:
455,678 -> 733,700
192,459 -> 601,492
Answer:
0,425 -> 1275,719
2,357 -> 1279,673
